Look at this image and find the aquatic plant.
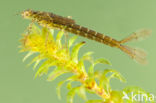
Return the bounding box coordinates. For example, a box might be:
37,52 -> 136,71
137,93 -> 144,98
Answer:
19,24 -> 154,103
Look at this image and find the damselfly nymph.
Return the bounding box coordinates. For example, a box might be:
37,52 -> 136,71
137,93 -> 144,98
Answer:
21,9 -> 151,64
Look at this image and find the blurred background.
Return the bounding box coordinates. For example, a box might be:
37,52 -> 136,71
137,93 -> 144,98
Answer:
0,0 -> 156,103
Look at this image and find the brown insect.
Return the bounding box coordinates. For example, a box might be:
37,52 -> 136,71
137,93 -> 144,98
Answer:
21,9 -> 151,64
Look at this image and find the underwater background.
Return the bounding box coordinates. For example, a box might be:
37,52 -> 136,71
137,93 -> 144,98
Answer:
0,0 -> 156,103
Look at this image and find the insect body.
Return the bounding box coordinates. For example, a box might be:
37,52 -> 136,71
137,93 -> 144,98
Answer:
21,9 -> 151,64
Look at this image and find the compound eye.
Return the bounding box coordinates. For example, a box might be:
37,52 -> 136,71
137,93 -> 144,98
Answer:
24,11 -> 30,16
21,10 -> 31,19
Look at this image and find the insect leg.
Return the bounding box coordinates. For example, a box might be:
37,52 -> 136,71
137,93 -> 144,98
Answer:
24,19 -> 35,35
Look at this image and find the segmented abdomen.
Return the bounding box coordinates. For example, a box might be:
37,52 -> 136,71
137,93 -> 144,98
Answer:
65,24 -> 120,47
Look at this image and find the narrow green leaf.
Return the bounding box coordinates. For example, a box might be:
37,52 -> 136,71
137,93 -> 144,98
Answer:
56,76 -> 78,100
33,59 -> 41,69
67,87 -> 79,103
77,86 -> 87,100
88,65 -> 94,77
47,67 -> 68,81
27,54 -> 43,69
23,51 -> 35,62
81,52 -> 93,59
56,30 -> 64,48
34,60 -> 57,78
57,80 -> 66,100
103,69 -> 126,83
66,81 -> 72,90
71,42 -> 85,63
35,61 -> 49,78
94,71 -> 110,92
68,36 -> 78,48
78,52 -> 93,73
99,76 -> 110,92
35,66 -> 48,78
112,73 -> 126,83
79,52 -> 93,63
88,58 -> 111,77
94,58 -> 111,65
97,69 -> 126,92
